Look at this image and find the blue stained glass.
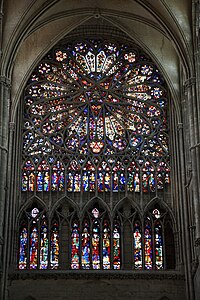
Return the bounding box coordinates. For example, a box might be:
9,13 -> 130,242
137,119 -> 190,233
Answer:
18,226 -> 28,269
30,226 -> 38,269
133,222 -> 142,269
37,172 -> 43,191
22,39 -> 170,194
83,172 -> 89,191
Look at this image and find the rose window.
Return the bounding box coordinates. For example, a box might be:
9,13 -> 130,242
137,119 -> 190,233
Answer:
22,39 -> 170,193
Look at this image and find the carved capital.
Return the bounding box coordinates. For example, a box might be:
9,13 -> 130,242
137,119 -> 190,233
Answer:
9,122 -> 15,132
0,236 -> 3,245
195,237 -> 200,247
0,76 -> 11,88
190,143 -> 200,151
177,123 -> 183,131
0,145 -> 8,153
184,77 -> 196,88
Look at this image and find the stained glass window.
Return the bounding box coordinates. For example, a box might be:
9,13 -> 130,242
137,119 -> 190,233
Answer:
155,220 -> 163,269
18,224 -> 28,269
102,220 -> 111,269
50,221 -> 59,269
69,209 -> 121,270
113,220 -> 121,269
92,219 -> 100,269
22,39 -> 170,194
18,208 -> 59,270
133,221 -> 142,269
133,209 -> 165,270
81,219 -> 90,269
71,220 -> 80,269
40,216 -> 48,269
144,219 -> 152,270
30,225 -> 38,269
20,37 -> 172,271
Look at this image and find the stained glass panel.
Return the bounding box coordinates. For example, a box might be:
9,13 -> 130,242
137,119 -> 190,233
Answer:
113,220 -> 121,269
102,220 -> 111,269
155,221 -> 163,269
22,39 -> 170,194
92,220 -> 100,269
133,221 -> 142,269
71,221 -> 80,269
30,225 -> 38,269
81,219 -> 90,269
18,225 -> 28,269
40,217 -> 48,269
50,221 -> 59,269
144,220 -> 152,270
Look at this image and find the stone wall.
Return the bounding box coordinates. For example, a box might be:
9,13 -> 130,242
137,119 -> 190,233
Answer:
8,272 -> 186,300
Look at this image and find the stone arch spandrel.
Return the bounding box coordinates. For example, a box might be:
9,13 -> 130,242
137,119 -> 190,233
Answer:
9,13 -> 183,124
103,16 -> 181,118
10,14 -> 91,122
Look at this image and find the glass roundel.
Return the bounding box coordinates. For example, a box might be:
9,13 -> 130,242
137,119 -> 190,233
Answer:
22,39 -> 170,193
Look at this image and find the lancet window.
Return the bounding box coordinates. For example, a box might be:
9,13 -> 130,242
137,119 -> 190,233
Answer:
19,37 -> 174,271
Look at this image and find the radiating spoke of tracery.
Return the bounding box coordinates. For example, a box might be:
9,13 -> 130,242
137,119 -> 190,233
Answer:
22,39 -> 170,194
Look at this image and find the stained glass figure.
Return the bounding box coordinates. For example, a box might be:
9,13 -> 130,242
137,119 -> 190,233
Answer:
144,220 -> 152,270
155,221 -> 163,269
71,221 -> 80,269
92,208 -> 100,218
22,39 -> 170,194
22,160 -> 35,191
83,172 -> 89,191
36,161 -> 50,192
40,217 -> 48,269
113,220 -> 121,269
31,207 -> 39,218
102,220 -> 111,269
104,172 -> 110,192
133,221 -> 142,270
50,221 -> 59,269
30,225 -> 38,269
92,220 -> 100,269
81,219 -> 90,269
153,209 -> 161,219
18,225 -> 28,269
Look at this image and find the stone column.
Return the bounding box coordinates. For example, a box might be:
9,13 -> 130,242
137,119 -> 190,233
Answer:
177,123 -> 194,300
184,78 -> 200,244
0,76 -> 10,269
